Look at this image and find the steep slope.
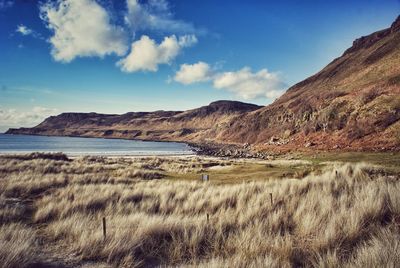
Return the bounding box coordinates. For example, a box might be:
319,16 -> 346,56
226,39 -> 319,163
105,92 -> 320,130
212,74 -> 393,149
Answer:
6,101 -> 262,142
219,16 -> 400,151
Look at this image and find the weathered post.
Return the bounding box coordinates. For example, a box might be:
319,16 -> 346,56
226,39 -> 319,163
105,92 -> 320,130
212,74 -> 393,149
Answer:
102,217 -> 106,241
270,193 -> 273,206
207,213 -> 209,222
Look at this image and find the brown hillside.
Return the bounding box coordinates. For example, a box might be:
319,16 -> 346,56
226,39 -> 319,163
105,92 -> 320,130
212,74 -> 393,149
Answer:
218,16 -> 400,151
6,101 -> 262,142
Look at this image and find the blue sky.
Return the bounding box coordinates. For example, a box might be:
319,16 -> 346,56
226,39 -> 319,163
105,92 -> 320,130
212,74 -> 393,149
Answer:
0,0 -> 399,131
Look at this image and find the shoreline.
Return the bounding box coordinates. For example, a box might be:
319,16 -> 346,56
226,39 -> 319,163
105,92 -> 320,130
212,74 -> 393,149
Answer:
1,132 -> 260,159
4,133 -> 397,160
0,133 -> 199,157
0,152 -> 198,157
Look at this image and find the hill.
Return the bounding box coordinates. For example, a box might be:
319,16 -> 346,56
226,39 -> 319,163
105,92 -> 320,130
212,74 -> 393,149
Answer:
218,16 -> 400,151
6,101 -> 262,143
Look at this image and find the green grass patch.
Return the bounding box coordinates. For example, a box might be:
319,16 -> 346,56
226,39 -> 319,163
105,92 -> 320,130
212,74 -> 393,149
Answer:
303,151 -> 400,173
166,161 -> 320,184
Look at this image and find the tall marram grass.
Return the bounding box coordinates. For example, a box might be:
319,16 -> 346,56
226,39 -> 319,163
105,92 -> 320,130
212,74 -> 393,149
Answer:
0,154 -> 399,267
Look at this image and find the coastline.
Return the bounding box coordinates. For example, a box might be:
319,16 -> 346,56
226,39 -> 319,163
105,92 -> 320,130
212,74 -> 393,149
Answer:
2,132 -> 264,159
0,133 -> 197,157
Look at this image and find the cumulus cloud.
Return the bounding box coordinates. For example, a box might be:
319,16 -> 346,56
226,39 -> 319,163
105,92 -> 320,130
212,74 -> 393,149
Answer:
213,67 -> 285,99
16,24 -> 32,35
174,64 -> 286,100
40,0 -> 128,62
125,0 -> 195,35
0,106 -> 57,130
117,34 -> 197,72
174,61 -> 213,85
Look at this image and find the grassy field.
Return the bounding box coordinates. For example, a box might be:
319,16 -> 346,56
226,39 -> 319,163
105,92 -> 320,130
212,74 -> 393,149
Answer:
303,151 -> 400,170
0,153 -> 399,267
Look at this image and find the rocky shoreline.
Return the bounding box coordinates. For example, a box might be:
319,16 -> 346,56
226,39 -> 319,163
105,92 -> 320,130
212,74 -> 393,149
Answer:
189,142 -> 275,159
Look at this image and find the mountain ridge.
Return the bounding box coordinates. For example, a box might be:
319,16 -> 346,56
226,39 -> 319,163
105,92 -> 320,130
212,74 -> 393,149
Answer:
6,100 -> 263,143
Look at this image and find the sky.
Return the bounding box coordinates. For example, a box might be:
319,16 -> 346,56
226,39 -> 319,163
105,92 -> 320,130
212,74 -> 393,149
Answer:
0,0 -> 399,132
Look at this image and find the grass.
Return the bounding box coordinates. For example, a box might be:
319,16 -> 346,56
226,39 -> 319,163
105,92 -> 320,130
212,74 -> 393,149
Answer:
167,159 -> 316,183
0,153 -> 399,267
303,151 -> 400,173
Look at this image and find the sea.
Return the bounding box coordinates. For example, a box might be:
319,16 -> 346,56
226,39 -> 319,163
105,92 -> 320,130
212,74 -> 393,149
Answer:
0,134 -> 194,156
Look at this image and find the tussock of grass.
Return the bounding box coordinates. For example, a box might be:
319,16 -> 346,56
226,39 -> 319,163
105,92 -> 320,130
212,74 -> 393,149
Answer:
0,197 -> 32,224
0,223 -> 41,267
0,154 -> 399,267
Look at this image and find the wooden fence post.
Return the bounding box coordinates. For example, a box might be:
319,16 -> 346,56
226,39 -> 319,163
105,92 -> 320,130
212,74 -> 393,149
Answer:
207,213 -> 209,222
201,174 -> 209,181
270,193 -> 273,205
102,217 -> 106,241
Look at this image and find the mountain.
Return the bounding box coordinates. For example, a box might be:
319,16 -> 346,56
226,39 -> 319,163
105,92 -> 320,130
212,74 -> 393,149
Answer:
6,101 -> 263,142
217,16 -> 400,151
7,16 -> 400,152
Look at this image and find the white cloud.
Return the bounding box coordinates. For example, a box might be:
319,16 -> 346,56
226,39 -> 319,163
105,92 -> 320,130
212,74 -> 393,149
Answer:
117,34 -> 197,72
174,61 -> 213,85
0,106 -> 57,131
177,34 -> 198,47
0,0 -> 13,10
16,24 -> 32,35
36,0 -> 201,73
40,0 -> 128,63
125,0 -> 195,35
32,106 -> 56,114
15,24 -> 44,41
213,67 -> 285,100
174,64 -> 286,100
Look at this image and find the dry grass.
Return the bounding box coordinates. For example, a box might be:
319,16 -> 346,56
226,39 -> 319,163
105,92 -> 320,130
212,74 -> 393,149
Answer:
0,223 -> 45,268
0,153 -> 399,267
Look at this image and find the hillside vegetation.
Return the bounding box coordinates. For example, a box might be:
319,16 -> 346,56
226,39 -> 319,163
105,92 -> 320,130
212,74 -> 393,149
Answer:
220,16 -> 400,151
6,101 -> 262,143
1,153 -> 399,267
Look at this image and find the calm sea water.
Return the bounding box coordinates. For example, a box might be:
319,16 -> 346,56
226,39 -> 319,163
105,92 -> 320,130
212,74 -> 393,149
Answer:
0,134 -> 194,156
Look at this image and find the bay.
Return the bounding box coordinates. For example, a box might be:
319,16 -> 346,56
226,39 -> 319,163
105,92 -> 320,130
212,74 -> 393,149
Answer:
0,134 -> 194,156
